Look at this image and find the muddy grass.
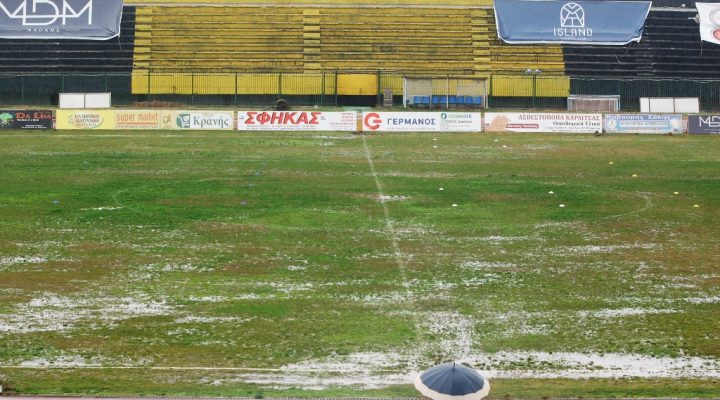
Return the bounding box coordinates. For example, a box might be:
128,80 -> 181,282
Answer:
0,131 -> 718,397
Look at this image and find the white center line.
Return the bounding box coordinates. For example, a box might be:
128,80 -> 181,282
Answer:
361,135 -> 407,273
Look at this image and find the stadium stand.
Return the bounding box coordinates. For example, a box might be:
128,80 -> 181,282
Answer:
132,6 -> 305,72
1,0 -> 719,106
128,3 -> 567,76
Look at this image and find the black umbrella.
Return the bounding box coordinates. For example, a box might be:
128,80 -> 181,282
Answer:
414,362 -> 490,400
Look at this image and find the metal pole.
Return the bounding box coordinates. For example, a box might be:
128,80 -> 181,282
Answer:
376,70 -> 381,107
191,72 -> 195,106
446,75 -> 449,109
697,80 -> 703,111
278,73 -> 283,100
532,74 -> 536,110
403,74 -> 407,109
147,71 -> 151,103
334,70 -> 338,106
234,72 -> 238,107
321,72 -> 325,107
488,75 -> 493,109
21,72 -> 24,105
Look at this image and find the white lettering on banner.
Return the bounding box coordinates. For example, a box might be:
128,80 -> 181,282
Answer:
554,27 -> 593,38
700,116 -> 720,128
0,0 -> 92,26
603,114 -> 682,134
555,2 -> 593,39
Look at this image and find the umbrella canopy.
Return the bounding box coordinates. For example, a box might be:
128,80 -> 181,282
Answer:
414,362 -> 490,400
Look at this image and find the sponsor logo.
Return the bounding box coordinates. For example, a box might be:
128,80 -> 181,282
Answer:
555,2 -> 593,39
244,111 -> 321,126
386,117 -> 437,126
689,115 -> 720,134
0,112 -> 14,127
177,113 -> 231,129
15,111 -> 51,120
363,112 -> 382,131
0,0 -> 93,27
177,114 -> 191,129
699,115 -> 720,128
68,112 -> 102,129
560,2 -> 584,28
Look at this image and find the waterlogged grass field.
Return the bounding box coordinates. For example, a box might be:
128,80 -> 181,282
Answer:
0,130 -> 719,398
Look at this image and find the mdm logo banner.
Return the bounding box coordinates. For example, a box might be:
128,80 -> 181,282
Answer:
688,115 -> 720,134
0,0 -> 123,39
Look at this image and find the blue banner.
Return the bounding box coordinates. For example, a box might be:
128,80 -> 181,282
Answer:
604,114 -> 683,134
494,0 -> 652,45
0,0 -> 123,40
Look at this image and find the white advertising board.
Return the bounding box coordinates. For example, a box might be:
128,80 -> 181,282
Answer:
362,112 -> 482,132
648,98 -> 675,113
484,112 -> 602,133
59,93 -> 111,109
85,93 -> 112,108
237,111 -> 357,131
168,111 -> 234,130
59,94 -> 85,109
640,97 -> 699,113
674,98 -> 700,113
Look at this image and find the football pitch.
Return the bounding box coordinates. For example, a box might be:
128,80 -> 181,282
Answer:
0,130 -> 719,398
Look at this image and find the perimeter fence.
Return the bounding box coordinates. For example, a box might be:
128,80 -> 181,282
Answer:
1,72 -> 719,111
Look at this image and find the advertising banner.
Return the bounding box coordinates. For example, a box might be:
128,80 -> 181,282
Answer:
0,110 -> 52,129
484,112 -> 602,133
688,115 -> 720,134
162,111 -> 234,130
697,3 -> 720,45
0,0 -> 124,40
494,0 -> 651,45
604,114 -> 683,134
362,112 -> 482,132
56,109 -> 115,129
115,110 -> 161,130
237,111 -> 357,132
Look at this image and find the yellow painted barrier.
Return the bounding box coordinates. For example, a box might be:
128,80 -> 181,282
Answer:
337,74 -> 376,96
131,73 -> 338,95
491,76 -> 570,97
